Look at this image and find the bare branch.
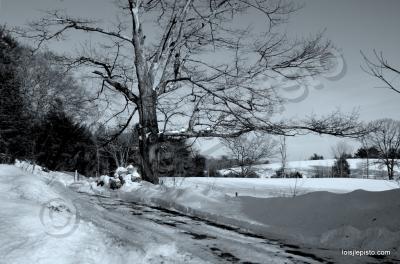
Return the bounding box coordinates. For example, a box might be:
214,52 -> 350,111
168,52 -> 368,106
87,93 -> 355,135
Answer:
361,50 -> 400,94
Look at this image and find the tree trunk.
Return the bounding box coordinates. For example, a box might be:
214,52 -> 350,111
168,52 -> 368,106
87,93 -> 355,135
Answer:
138,85 -> 159,184
388,160 -> 394,180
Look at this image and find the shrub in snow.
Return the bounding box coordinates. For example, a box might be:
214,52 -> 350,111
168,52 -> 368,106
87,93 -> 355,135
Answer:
111,165 -> 142,189
224,170 -> 259,178
97,175 -> 111,187
223,171 -> 240,178
109,178 -> 122,189
274,169 -> 303,178
245,171 -> 259,178
288,171 -> 303,178
118,175 -> 126,185
96,165 -> 141,189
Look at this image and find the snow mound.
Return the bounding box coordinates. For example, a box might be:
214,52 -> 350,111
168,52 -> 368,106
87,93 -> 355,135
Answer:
320,226 -> 400,251
114,166 -> 128,177
240,189 -> 400,256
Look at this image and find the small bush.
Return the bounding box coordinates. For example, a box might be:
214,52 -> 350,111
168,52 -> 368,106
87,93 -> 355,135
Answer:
275,168 -> 303,178
309,153 -> 324,160
224,171 -> 241,178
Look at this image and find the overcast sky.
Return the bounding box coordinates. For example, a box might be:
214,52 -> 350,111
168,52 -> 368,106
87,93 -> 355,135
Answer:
1,0 -> 399,160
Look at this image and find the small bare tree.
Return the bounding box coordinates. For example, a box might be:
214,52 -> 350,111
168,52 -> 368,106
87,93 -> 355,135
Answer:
221,133 -> 278,177
365,119 -> 400,180
279,136 -> 287,177
331,140 -> 353,159
358,136 -> 371,178
362,50 -> 400,94
19,0 -> 367,183
99,127 -> 139,168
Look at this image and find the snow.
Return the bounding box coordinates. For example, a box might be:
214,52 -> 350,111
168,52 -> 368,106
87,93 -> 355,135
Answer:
220,158 -> 400,178
132,6 -> 140,31
162,177 -> 400,198
114,166 -> 128,176
3,160 -> 400,263
0,165 -> 201,264
81,172 -> 400,261
241,189 -> 400,249
151,62 -> 162,90
99,175 -> 111,186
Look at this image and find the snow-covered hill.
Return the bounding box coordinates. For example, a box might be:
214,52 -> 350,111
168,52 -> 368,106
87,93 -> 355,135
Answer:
220,158 -> 400,178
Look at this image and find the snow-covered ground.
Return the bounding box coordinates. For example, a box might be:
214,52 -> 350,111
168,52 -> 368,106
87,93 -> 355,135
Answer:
79,173 -> 400,263
0,165 -> 209,264
2,162 -> 400,263
220,158 -> 400,178
160,177 -> 400,198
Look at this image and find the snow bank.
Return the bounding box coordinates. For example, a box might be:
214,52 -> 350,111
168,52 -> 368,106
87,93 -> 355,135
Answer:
241,189 -> 400,252
1,165 -> 201,264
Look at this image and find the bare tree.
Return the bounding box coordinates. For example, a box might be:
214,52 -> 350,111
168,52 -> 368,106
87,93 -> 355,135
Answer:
358,135 -> 371,178
221,133 -> 278,177
362,50 -> 400,94
331,140 -> 353,159
279,136 -> 287,177
365,119 -> 400,180
19,0 -> 367,183
17,51 -> 92,121
103,131 -> 138,168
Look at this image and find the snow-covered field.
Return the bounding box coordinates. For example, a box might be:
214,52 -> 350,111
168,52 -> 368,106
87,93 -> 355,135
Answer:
160,177 -> 400,198
2,162 -> 400,263
221,158 -> 400,178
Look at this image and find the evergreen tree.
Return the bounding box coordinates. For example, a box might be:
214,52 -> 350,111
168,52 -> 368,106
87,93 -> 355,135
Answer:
309,153 -> 324,160
332,156 -> 351,177
34,107 -> 96,175
0,27 -> 33,162
190,154 -> 206,177
354,146 -> 380,159
158,138 -> 205,177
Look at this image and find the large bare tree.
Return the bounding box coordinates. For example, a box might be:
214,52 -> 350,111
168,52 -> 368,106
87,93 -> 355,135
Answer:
20,0 -> 366,183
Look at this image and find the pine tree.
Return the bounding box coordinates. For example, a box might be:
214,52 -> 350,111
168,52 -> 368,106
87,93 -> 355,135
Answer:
0,27 -> 33,162
34,106 -> 96,175
332,156 -> 351,177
